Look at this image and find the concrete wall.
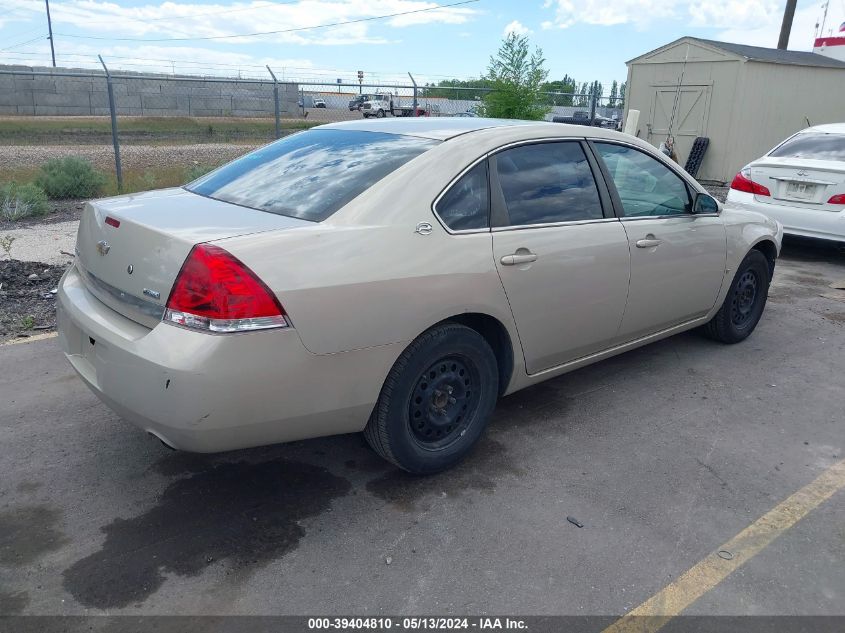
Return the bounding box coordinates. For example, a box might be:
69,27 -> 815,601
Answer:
0,65 -> 299,117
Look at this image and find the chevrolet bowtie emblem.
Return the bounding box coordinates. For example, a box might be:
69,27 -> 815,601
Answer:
96,240 -> 111,256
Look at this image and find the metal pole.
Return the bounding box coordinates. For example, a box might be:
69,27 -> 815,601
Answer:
45,0 -> 56,67
267,65 -> 281,139
99,55 -> 122,192
408,72 -> 418,111
589,83 -> 597,127
778,0 -> 797,49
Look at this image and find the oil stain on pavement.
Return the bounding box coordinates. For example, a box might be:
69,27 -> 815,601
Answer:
365,438 -> 523,512
0,589 -> 30,615
0,505 -> 68,567
62,459 -> 351,609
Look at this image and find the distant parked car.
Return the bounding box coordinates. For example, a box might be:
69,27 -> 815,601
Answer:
727,123 -> 845,243
454,111 -> 478,118
313,98 -> 327,108
348,94 -> 371,111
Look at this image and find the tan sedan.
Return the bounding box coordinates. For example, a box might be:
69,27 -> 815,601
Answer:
57,118 -> 783,473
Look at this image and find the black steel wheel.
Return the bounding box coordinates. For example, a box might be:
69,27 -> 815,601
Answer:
364,323 -> 499,474
730,269 -> 759,327
408,355 -> 480,450
704,249 -> 771,344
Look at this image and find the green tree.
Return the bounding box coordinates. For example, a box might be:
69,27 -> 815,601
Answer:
421,78 -> 494,100
479,33 -> 550,120
608,80 -> 618,107
542,74 -> 577,106
619,81 -> 627,107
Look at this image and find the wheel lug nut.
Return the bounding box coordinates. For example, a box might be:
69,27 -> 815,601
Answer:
448,397 -> 456,405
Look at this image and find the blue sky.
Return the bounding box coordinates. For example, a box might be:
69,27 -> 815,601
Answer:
1,0 -> 843,89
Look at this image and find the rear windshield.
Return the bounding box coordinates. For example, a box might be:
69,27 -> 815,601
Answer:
769,132 -> 845,161
187,129 -> 439,222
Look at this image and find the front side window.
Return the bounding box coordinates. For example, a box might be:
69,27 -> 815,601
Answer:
769,132 -> 845,161
494,142 -> 603,226
435,162 -> 489,231
594,143 -> 691,217
188,129 -> 438,222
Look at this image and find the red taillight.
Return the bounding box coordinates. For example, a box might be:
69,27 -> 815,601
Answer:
164,244 -> 287,333
828,194 -> 845,204
730,170 -> 771,196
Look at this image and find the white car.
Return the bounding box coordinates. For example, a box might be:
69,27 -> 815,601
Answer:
727,123 -> 845,243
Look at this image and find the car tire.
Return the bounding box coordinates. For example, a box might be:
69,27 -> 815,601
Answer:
703,249 -> 770,344
376,109 -> 385,118
364,323 -> 499,474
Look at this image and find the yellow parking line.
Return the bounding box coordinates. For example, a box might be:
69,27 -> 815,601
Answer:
603,458 -> 845,633
0,331 -> 58,346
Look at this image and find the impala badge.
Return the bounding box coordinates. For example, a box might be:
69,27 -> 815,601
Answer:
415,222 -> 433,235
797,170 -> 808,177
96,240 -> 110,256
143,288 -> 161,300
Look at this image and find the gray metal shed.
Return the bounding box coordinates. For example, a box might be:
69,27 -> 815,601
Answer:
624,37 -> 845,182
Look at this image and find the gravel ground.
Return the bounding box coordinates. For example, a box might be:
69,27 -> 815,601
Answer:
0,142 -> 261,172
0,260 -> 66,341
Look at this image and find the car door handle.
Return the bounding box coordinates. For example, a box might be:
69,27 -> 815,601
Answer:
500,251 -> 538,266
635,236 -> 663,248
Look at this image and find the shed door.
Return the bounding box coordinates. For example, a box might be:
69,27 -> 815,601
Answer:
647,85 -> 710,163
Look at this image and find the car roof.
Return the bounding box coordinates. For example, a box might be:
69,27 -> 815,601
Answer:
806,123 -> 845,135
318,117 -> 549,141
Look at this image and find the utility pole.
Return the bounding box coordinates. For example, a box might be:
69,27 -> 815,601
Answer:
778,0 -> 797,50
45,0 -> 56,67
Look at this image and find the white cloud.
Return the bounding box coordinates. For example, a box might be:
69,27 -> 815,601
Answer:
1,0 -> 480,47
541,0 -> 678,29
539,0 -> 810,32
714,4 -> 845,49
503,20 -> 531,37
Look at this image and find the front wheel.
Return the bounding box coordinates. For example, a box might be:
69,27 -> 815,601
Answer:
364,323 -> 499,474
376,109 -> 385,118
703,250 -> 770,344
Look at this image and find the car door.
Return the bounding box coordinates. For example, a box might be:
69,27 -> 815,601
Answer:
591,141 -> 727,340
490,140 -> 631,374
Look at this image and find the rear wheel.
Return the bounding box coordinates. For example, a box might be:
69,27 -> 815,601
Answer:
703,250 -> 770,344
364,323 -> 498,474
376,109 -> 385,118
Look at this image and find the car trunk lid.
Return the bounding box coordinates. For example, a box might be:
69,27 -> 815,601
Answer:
75,187 -> 310,328
750,157 -> 845,211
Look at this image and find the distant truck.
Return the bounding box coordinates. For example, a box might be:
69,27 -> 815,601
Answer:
360,92 -> 432,118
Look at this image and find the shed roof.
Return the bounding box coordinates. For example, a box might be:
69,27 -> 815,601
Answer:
629,37 -> 845,70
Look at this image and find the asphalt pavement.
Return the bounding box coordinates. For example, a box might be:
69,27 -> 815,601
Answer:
0,238 -> 843,622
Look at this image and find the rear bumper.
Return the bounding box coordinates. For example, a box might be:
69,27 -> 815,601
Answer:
727,190 -> 845,242
57,264 -> 401,452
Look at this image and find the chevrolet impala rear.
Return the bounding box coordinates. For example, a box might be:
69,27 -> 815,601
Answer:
59,119 -> 781,474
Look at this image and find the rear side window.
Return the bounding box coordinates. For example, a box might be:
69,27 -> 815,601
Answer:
188,129 -> 438,222
494,142 -> 603,226
769,133 -> 845,161
435,162 -> 489,231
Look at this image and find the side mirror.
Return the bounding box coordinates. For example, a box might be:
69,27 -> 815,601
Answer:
693,192 -> 720,214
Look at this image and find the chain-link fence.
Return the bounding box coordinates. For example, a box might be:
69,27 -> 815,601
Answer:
0,65 -> 625,196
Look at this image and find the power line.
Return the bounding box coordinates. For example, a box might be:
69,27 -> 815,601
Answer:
53,0 -> 480,42
0,33 -> 46,51
75,0 -> 305,25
